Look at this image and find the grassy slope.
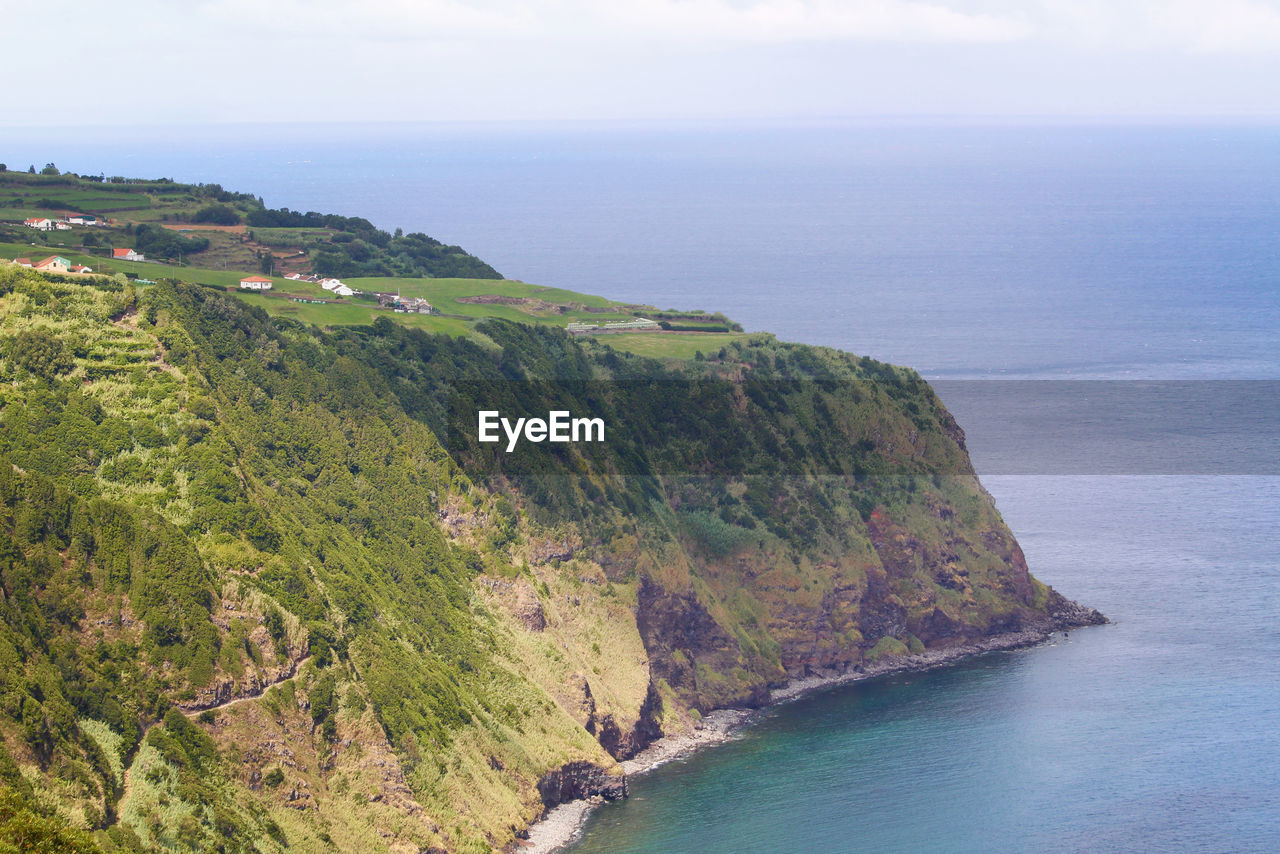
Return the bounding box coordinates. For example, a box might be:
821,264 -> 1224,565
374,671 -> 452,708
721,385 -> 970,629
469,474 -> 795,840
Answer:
0,240 -> 741,350
0,169 -> 1077,854
0,169 -> 741,349
594,331 -> 753,359
0,267 -> 1078,854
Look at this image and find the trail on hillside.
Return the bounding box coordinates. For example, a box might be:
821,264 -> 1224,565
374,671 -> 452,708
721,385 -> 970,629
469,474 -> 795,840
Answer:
118,655 -> 313,810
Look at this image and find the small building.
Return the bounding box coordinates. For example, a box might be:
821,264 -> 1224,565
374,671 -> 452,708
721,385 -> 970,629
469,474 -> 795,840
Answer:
54,222 -> 71,231
332,284 -> 355,297
239,276 -> 273,291
23,218 -> 54,231
33,255 -> 71,273
71,264 -> 93,274
112,248 -> 145,262
63,214 -> 97,226
566,317 -> 661,335
13,258 -> 32,267
319,278 -> 344,291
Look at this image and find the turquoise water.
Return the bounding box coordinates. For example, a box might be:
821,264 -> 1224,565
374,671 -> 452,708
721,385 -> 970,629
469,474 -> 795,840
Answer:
4,122 -> 1278,850
568,476 -> 1280,853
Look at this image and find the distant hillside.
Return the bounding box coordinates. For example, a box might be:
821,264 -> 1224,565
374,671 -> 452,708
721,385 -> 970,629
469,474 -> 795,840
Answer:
0,167 -> 501,280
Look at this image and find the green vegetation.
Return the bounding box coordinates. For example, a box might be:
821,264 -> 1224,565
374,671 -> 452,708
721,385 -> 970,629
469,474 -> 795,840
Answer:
0,167 -> 1083,852
591,331 -> 752,360
0,168 -> 498,280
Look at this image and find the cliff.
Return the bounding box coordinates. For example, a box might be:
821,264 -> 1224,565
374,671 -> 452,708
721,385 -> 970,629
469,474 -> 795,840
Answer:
0,267 -> 1100,853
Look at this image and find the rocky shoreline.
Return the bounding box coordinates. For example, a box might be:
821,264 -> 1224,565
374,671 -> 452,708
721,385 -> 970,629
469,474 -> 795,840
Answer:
516,603 -> 1105,853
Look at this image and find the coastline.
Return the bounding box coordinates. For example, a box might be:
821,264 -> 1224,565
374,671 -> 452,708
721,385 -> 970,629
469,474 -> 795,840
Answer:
517,610 -> 1105,853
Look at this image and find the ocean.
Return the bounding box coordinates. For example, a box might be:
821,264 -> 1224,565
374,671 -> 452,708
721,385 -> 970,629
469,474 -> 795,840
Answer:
5,121 -> 1278,852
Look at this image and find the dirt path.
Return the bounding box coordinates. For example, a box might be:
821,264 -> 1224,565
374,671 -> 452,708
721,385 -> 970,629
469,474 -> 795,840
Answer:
118,655 -> 312,808
179,655 -> 312,718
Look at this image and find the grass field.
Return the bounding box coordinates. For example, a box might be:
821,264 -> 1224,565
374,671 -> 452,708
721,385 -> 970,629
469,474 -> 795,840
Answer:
235,292 -> 475,336
594,331 -> 751,359
0,242 -> 333,296
347,276 -> 639,325
0,241 -> 742,352
0,167 -> 743,358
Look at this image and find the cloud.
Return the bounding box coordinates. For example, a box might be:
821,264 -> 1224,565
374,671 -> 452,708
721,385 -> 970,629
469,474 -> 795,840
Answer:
580,0 -> 1030,45
991,0 -> 1280,53
191,0 -> 1029,46
193,0 -> 529,41
1144,0 -> 1280,53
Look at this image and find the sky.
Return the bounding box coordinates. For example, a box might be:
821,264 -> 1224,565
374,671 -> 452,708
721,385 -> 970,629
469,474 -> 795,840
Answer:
5,0 -> 1280,124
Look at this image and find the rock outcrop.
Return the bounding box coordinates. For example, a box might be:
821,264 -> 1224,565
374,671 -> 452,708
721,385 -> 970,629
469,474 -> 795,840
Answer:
536,762 -> 627,809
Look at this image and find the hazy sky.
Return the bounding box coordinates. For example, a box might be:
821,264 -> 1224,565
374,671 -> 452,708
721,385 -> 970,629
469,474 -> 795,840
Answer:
7,0 -> 1280,124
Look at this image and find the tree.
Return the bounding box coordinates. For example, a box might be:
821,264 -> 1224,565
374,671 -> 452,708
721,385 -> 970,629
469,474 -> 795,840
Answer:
10,330 -> 73,379
0,787 -> 102,854
27,165 -> 35,174
193,203 -> 241,225
40,163 -> 59,176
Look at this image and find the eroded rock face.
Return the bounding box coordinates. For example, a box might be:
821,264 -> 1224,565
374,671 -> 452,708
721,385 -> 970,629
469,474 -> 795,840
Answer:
529,535 -> 580,565
513,584 -> 547,632
776,594 -> 864,676
635,576 -> 767,711
596,681 -> 663,760
536,761 -> 626,808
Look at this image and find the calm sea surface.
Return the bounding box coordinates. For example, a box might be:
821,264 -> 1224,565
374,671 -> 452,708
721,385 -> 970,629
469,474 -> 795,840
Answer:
5,122 -> 1278,851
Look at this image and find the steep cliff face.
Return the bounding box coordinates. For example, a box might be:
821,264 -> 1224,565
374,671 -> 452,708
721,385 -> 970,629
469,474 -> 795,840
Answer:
0,271 -> 1099,854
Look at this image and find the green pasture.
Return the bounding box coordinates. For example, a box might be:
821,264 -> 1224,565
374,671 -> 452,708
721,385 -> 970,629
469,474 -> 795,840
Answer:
594,331 -> 747,360
346,276 -> 639,325
0,242 -> 328,296
250,227 -> 335,248
235,292 -> 474,336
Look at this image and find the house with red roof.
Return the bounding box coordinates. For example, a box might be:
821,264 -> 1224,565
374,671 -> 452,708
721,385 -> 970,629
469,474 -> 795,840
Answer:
23,217 -> 54,231
112,248 -> 145,262
239,275 -> 273,291
33,256 -> 71,273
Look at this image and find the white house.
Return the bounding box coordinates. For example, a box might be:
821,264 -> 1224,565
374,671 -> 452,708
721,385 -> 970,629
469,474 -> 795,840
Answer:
23,218 -> 54,231
112,248 -> 145,262
239,276 -> 273,291
332,284 -> 355,297
319,278 -> 344,291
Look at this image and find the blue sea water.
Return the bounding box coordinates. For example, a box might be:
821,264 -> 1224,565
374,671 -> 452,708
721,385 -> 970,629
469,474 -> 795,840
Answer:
4,121 -> 1278,851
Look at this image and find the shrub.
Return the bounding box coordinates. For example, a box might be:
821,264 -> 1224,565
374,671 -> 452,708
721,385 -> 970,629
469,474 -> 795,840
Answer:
192,204 -> 241,225
9,330 -> 74,379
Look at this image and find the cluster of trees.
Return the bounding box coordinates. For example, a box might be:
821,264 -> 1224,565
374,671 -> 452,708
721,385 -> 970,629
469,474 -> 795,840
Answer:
248,207 -> 501,279
329,316 -> 963,546
130,223 -> 209,261
192,204 -> 240,225
246,207 -> 382,233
